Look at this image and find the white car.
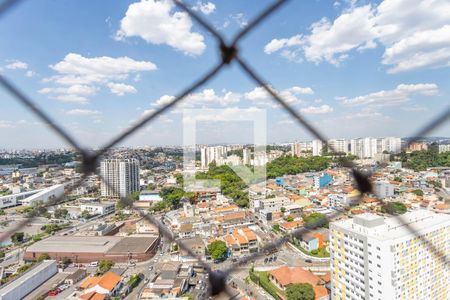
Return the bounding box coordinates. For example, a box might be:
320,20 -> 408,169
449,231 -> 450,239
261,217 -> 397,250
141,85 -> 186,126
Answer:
58,284 -> 69,291
88,261 -> 98,267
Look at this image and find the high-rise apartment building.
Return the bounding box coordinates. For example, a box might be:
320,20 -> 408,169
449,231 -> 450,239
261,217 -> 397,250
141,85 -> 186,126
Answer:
328,139 -> 349,154
200,146 -> 228,169
291,143 -> 302,157
438,144 -> 450,153
330,211 -> 449,300
100,158 -> 140,198
243,148 -> 251,165
312,139 -> 323,156
350,137 -> 402,158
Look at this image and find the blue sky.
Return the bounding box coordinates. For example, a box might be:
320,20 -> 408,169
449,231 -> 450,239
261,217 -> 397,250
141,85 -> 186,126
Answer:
0,0 -> 449,149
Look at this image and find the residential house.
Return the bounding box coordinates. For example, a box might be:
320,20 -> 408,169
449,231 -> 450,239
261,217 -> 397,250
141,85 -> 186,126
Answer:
80,271 -> 122,298
269,266 -> 329,300
222,227 -> 258,257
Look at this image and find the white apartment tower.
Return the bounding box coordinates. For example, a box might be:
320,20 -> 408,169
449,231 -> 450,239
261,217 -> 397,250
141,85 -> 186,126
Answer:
291,143 -> 302,157
200,146 -> 228,169
328,139 -> 349,154
350,137 -> 402,158
330,211 -> 449,300
100,158 -> 140,198
243,148 -> 251,165
312,139 -> 323,156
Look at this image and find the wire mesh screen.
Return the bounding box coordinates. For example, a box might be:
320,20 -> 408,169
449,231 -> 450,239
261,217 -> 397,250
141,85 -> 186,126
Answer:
0,0 -> 449,299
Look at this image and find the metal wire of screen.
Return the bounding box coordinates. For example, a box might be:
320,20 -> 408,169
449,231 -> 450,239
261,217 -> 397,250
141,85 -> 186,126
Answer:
0,0 -> 449,299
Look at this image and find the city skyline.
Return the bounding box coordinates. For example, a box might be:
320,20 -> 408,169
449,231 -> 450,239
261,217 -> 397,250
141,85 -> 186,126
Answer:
0,0 -> 449,148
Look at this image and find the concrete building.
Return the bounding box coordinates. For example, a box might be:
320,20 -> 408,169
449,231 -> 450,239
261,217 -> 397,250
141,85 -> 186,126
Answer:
19,184 -> 64,206
291,143 -> 302,157
100,158 -> 139,198
24,235 -> 159,263
242,148 -> 251,165
330,211 -> 449,300
222,227 -> 258,257
312,139 -> 323,156
373,181 -> 395,198
408,142 -> 428,152
200,146 -> 227,169
0,260 -> 57,300
80,202 -> 115,216
328,139 -> 349,154
0,190 -> 38,209
350,137 -> 401,158
438,144 -> 450,153
252,196 -> 291,212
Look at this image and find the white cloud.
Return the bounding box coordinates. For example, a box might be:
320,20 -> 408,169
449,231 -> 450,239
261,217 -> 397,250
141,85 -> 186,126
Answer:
151,89 -> 240,109
5,60 -> 28,70
192,1 -> 216,15
141,108 -> 173,123
42,53 -> 156,103
245,86 -> 314,108
300,105 -> 334,114
339,83 -> 439,107
152,95 -> 176,107
220,13 -> 248,30
25,70 -> 35,77
55,94 -> 89,104
66,109 -> 102,116
265,0 -> 450,72
382,25 -> 450,73
107,82 -> 137,96
116,0 -> 206,55
0,120 -> 14,129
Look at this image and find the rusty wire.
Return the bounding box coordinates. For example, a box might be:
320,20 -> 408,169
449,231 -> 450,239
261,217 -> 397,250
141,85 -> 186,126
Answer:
0,0 -> 449,298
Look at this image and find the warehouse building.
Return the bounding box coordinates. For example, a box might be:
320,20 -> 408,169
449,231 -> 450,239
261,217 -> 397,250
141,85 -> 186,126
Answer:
19,184 -> 64,206
24,235 -> 160,263
0,260 -> 57,300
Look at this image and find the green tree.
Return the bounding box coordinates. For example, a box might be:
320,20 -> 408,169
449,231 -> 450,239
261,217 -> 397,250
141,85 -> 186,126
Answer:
302,213 -> 328,229
411,189 -> 424,196
98,259 -> 114,274
280,207 -> 286,213
286,283 -> 315,300
266,155 -> 330,178
37,253 -> 50,262
81,210 -> 92,219
0,209 -> 5,216
61,257 -> 72,267
393,176 -> 402,182
130,191 -> 140,201
272,224 -> 280,232
160,187 -> 185,207
116,198 -> 130,210
150,201 -> 167,212
381,202 -> 407,215
286,216 -> 294,222
0,251 -> 5,259
54,208 -> 68,219
207,240 -> 227,260
11,232 -> 24,244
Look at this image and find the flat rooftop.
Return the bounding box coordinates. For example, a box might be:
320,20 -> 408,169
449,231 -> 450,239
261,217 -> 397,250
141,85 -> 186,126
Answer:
108,236 -> 158,254
26,235 -> 158,254
332,210 -> 450,241
26,236 -> 120,253
0,260 -> 56,295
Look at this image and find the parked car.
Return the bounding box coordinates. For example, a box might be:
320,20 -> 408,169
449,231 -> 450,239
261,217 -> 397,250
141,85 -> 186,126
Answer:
88,261 -> 98,267
47,288 -> 61,296
305,259 -> 312,263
